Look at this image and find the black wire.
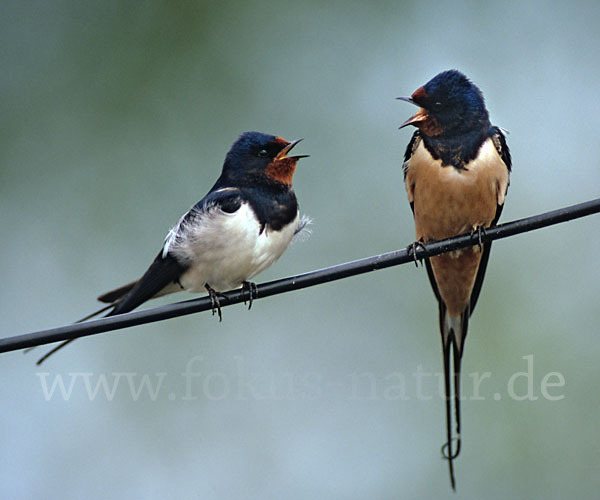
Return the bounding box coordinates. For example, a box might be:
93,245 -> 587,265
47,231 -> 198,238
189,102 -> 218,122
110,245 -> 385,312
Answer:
1,197 -> 599,354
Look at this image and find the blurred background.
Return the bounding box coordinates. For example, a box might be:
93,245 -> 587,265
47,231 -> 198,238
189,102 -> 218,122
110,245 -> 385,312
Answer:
2,1 -> 600,498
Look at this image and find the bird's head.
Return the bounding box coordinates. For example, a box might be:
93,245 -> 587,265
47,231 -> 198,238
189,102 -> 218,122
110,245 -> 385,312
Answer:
398,70 -> 490,137
224,131 -> 308,186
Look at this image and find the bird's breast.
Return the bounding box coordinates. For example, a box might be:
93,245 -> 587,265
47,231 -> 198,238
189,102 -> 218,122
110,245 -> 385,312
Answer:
405,137 -> 509,242
172,203 -> 299,292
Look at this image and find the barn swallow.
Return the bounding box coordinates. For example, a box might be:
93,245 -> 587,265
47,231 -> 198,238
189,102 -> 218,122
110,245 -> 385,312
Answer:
34,131 -> 309,365
398,70 -> 511,489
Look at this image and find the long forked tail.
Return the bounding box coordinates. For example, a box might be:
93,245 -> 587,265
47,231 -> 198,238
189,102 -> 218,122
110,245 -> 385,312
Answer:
29,252 -> 187,364
29,303 -> 117,365
27,280 -> 138,365
439,304 -> 469,491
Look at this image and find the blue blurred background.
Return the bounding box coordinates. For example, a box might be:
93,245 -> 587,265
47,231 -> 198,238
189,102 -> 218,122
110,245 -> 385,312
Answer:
2,1 -> 600,498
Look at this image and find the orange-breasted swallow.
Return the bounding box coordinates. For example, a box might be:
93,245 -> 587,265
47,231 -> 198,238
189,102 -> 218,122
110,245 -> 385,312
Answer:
398,70 -> 511,489
34,131 -> 309,365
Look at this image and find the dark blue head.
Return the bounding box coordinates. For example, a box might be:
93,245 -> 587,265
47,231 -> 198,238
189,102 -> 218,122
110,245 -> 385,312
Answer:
398,70 -> 490,137
222,131 -> 307,185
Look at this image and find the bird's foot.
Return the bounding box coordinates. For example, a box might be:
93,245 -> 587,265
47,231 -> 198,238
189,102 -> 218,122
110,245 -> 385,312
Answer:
470,225 -> 487,251
205,284 -> 228,322
407,240 -> 426,267
241,281 -> 258,310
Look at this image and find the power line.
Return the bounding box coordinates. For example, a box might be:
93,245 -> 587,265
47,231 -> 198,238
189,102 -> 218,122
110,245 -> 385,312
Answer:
1,197 -> 599,355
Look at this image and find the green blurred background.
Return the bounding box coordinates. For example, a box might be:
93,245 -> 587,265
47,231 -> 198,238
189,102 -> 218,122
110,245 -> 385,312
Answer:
2,1 -> 600,498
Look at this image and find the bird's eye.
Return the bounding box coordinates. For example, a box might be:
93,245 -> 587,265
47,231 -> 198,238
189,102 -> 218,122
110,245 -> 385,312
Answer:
258,149 -> 268,157
434,101 -> 443,110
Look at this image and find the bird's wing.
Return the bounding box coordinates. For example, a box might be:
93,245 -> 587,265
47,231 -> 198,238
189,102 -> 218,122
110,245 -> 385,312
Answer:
112,187 -> 245,316
469,127 -> 511,313
33,188 -> 245,365
91,187 -> 245,317
403,131 -> 422,215
108,253 -> 188,316
161,186 -> 244,258
97,280 -> 138,304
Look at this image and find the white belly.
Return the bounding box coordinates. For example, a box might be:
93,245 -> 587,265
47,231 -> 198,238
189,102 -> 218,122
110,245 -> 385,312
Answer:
169,203 -> 298,292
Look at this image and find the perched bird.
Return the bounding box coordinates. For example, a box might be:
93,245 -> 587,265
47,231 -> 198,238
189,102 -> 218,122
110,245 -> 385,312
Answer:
398,70 -> 511,489
35,131 -> 309,365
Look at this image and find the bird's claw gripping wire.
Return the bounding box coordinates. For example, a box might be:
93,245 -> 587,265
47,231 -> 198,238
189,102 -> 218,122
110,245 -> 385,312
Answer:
241,281 -> 258,310
470,225 -> 487,251
205,284 -> 229,322
407,240 -> 427,267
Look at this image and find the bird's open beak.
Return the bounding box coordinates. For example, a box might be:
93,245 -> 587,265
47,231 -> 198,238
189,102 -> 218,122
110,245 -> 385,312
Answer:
397,97 -> 429,129
276,139 -> 310,160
